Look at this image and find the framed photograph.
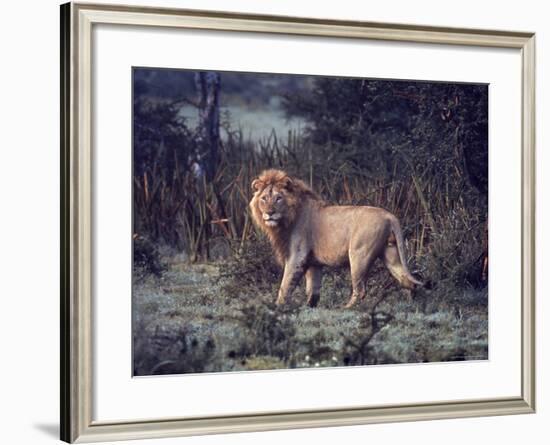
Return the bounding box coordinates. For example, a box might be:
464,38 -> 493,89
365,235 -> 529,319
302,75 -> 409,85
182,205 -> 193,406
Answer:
60,2 -> 535,443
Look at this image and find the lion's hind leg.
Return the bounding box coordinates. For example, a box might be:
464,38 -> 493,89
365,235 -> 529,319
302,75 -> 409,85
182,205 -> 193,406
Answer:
305,266 -> 322,308
345,250 -> 377,309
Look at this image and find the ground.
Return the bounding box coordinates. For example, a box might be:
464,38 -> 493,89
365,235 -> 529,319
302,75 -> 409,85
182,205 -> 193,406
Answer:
132,252 -> 488,376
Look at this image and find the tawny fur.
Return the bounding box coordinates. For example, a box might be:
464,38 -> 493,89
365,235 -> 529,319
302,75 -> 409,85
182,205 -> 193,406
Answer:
249,169 -> 422,308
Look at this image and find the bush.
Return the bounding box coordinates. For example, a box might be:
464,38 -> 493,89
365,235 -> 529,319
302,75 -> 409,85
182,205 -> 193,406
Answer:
133,323 -> 218,375
133,234 -> 165,278
233,298 -> 299,366
219,237 -> 282,296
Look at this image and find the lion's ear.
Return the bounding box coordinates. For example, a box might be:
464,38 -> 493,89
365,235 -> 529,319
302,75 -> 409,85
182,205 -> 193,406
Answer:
251,178 -> 264,191
282,176 -> 294,190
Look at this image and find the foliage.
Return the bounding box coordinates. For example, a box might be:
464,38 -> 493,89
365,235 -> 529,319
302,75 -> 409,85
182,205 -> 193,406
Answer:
282,77 -> 488,196
133,234 -> 165,278
219,237 -> 281,295
233,299 -> 299,365
133,321 -> 218,375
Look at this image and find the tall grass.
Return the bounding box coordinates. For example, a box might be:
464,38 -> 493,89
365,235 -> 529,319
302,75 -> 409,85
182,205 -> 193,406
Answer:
134,125 -> 486,288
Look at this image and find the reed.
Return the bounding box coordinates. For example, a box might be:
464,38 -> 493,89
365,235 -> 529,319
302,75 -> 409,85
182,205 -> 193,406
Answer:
134,123 -> 486,289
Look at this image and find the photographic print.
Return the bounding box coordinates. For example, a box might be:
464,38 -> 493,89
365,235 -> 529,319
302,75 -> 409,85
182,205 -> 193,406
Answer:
132,68 -> 489,376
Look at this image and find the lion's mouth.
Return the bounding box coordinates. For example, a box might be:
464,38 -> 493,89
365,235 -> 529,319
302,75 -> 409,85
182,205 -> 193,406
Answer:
263,213 -> 281,226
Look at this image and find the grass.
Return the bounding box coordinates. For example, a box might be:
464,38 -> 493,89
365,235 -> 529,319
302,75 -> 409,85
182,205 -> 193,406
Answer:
133,246 -> 488,376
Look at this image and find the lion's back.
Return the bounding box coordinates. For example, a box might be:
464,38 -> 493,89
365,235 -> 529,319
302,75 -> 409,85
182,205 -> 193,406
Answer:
309,205 -> 393,266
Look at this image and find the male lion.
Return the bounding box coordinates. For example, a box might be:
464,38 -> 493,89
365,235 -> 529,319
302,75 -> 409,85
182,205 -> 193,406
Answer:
249,169 -> 422,308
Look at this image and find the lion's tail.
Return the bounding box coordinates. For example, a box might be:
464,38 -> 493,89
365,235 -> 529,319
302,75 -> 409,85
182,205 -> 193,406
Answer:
390,217 -> 423,287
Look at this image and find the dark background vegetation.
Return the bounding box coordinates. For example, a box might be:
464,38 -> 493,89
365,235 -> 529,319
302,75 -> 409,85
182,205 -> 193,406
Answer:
132,68 -> 488,376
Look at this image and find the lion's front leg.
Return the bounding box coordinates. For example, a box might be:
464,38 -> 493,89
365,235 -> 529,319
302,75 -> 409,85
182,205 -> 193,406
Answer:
276,258 -> 307,306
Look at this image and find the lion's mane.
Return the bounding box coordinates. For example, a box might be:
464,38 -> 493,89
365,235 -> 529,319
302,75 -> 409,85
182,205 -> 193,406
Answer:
249,169 -> 322,264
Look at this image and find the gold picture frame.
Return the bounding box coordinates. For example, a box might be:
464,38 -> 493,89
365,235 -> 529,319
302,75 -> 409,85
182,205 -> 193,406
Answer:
60,2 -> 535,442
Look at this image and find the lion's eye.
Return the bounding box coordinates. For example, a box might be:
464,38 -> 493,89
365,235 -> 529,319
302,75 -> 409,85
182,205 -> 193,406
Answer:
275,196 -> 282,202
261,196 -> 267,202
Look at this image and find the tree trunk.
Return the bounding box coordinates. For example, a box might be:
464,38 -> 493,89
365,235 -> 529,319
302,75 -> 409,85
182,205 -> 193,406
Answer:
195,71 -> 221,181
